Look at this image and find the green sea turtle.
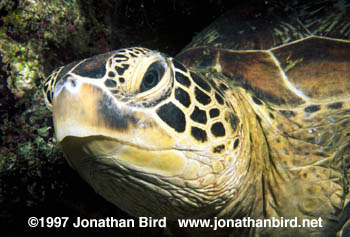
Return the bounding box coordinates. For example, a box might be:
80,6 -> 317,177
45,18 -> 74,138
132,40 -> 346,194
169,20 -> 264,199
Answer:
43,1 -> 350,236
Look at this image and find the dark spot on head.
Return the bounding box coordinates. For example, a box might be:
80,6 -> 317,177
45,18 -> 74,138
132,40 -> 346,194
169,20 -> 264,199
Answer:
115,59 -> 127,63
73,53 -> 113,78
327,102 -> 343,110
211,122 -> 226,137
156,102 -> 186,132
57,60 -> 83,82
233,138 -> 239,149
194,87 -> 211,105
219,83 -> 228,91
304,105 -> 320,113
269,113 -> 275,119
172,60 -> 187,73
191,126 -> 207,142
133,48 -> 148,54
225,112 -> 239,132
43,78 -> 50,92
140,48 -> 149,54
45,90 -> 53,105
208,79 -> 221,92
190,106 -> 207,124
209,108 -> 220,118
105,79 -> 117,87
98,93 -> 137,130
215,93 -> 224,105
256,114 -> 262,123
113,54 -> 129,61
213,144 -> 225,153
191,71 -> 211,92
108,71 -> 115,77
128,52 -> 137,57
133,48 -> 144,54
303,173 -> 307,178
276,138 -> 280,143
252,96 -> 263,105
280,110 -> 295,117
119,77 -> 125,83
175,72 -> 191,87
115,64 -> 130,76
175,87 -> 191,108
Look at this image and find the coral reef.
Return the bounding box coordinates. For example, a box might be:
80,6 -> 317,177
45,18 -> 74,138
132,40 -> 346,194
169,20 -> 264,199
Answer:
0,0 -> 86,97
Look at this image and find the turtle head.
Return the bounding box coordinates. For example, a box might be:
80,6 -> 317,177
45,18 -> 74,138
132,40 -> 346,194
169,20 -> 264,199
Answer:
44,47 -> 176,151
44,47 -> 243,219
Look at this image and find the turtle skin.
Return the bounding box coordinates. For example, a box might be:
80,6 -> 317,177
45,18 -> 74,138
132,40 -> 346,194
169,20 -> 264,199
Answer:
43,1 -> 350,236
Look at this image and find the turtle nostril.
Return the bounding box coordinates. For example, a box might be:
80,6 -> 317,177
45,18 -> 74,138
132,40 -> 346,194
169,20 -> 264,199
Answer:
69,78 -> 77,87
61,76 -> 81,94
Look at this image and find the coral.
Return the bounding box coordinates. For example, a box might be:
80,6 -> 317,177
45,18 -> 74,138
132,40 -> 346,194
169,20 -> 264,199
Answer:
0,38 -> 43,97
0,0 -> 86,97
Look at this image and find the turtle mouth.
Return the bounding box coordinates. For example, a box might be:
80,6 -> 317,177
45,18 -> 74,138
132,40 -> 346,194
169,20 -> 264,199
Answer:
60,135 -> 188,177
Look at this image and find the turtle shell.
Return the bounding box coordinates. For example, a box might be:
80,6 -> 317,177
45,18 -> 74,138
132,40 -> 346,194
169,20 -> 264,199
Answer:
177,3 -> 350,234
176,1 -> 350,108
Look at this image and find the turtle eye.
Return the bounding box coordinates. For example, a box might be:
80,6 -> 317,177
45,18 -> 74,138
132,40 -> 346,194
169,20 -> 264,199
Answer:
143,70 -> 159,88
140,61 -> 165,92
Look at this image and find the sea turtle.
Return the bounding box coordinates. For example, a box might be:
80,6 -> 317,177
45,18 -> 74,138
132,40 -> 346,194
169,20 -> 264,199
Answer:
43,1 -> 350,236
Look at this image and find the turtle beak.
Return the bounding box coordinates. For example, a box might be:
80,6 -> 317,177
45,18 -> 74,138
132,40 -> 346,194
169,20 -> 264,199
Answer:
52,77 -> 104,142
52,75 -> 176,149
52,76 -> 141,144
